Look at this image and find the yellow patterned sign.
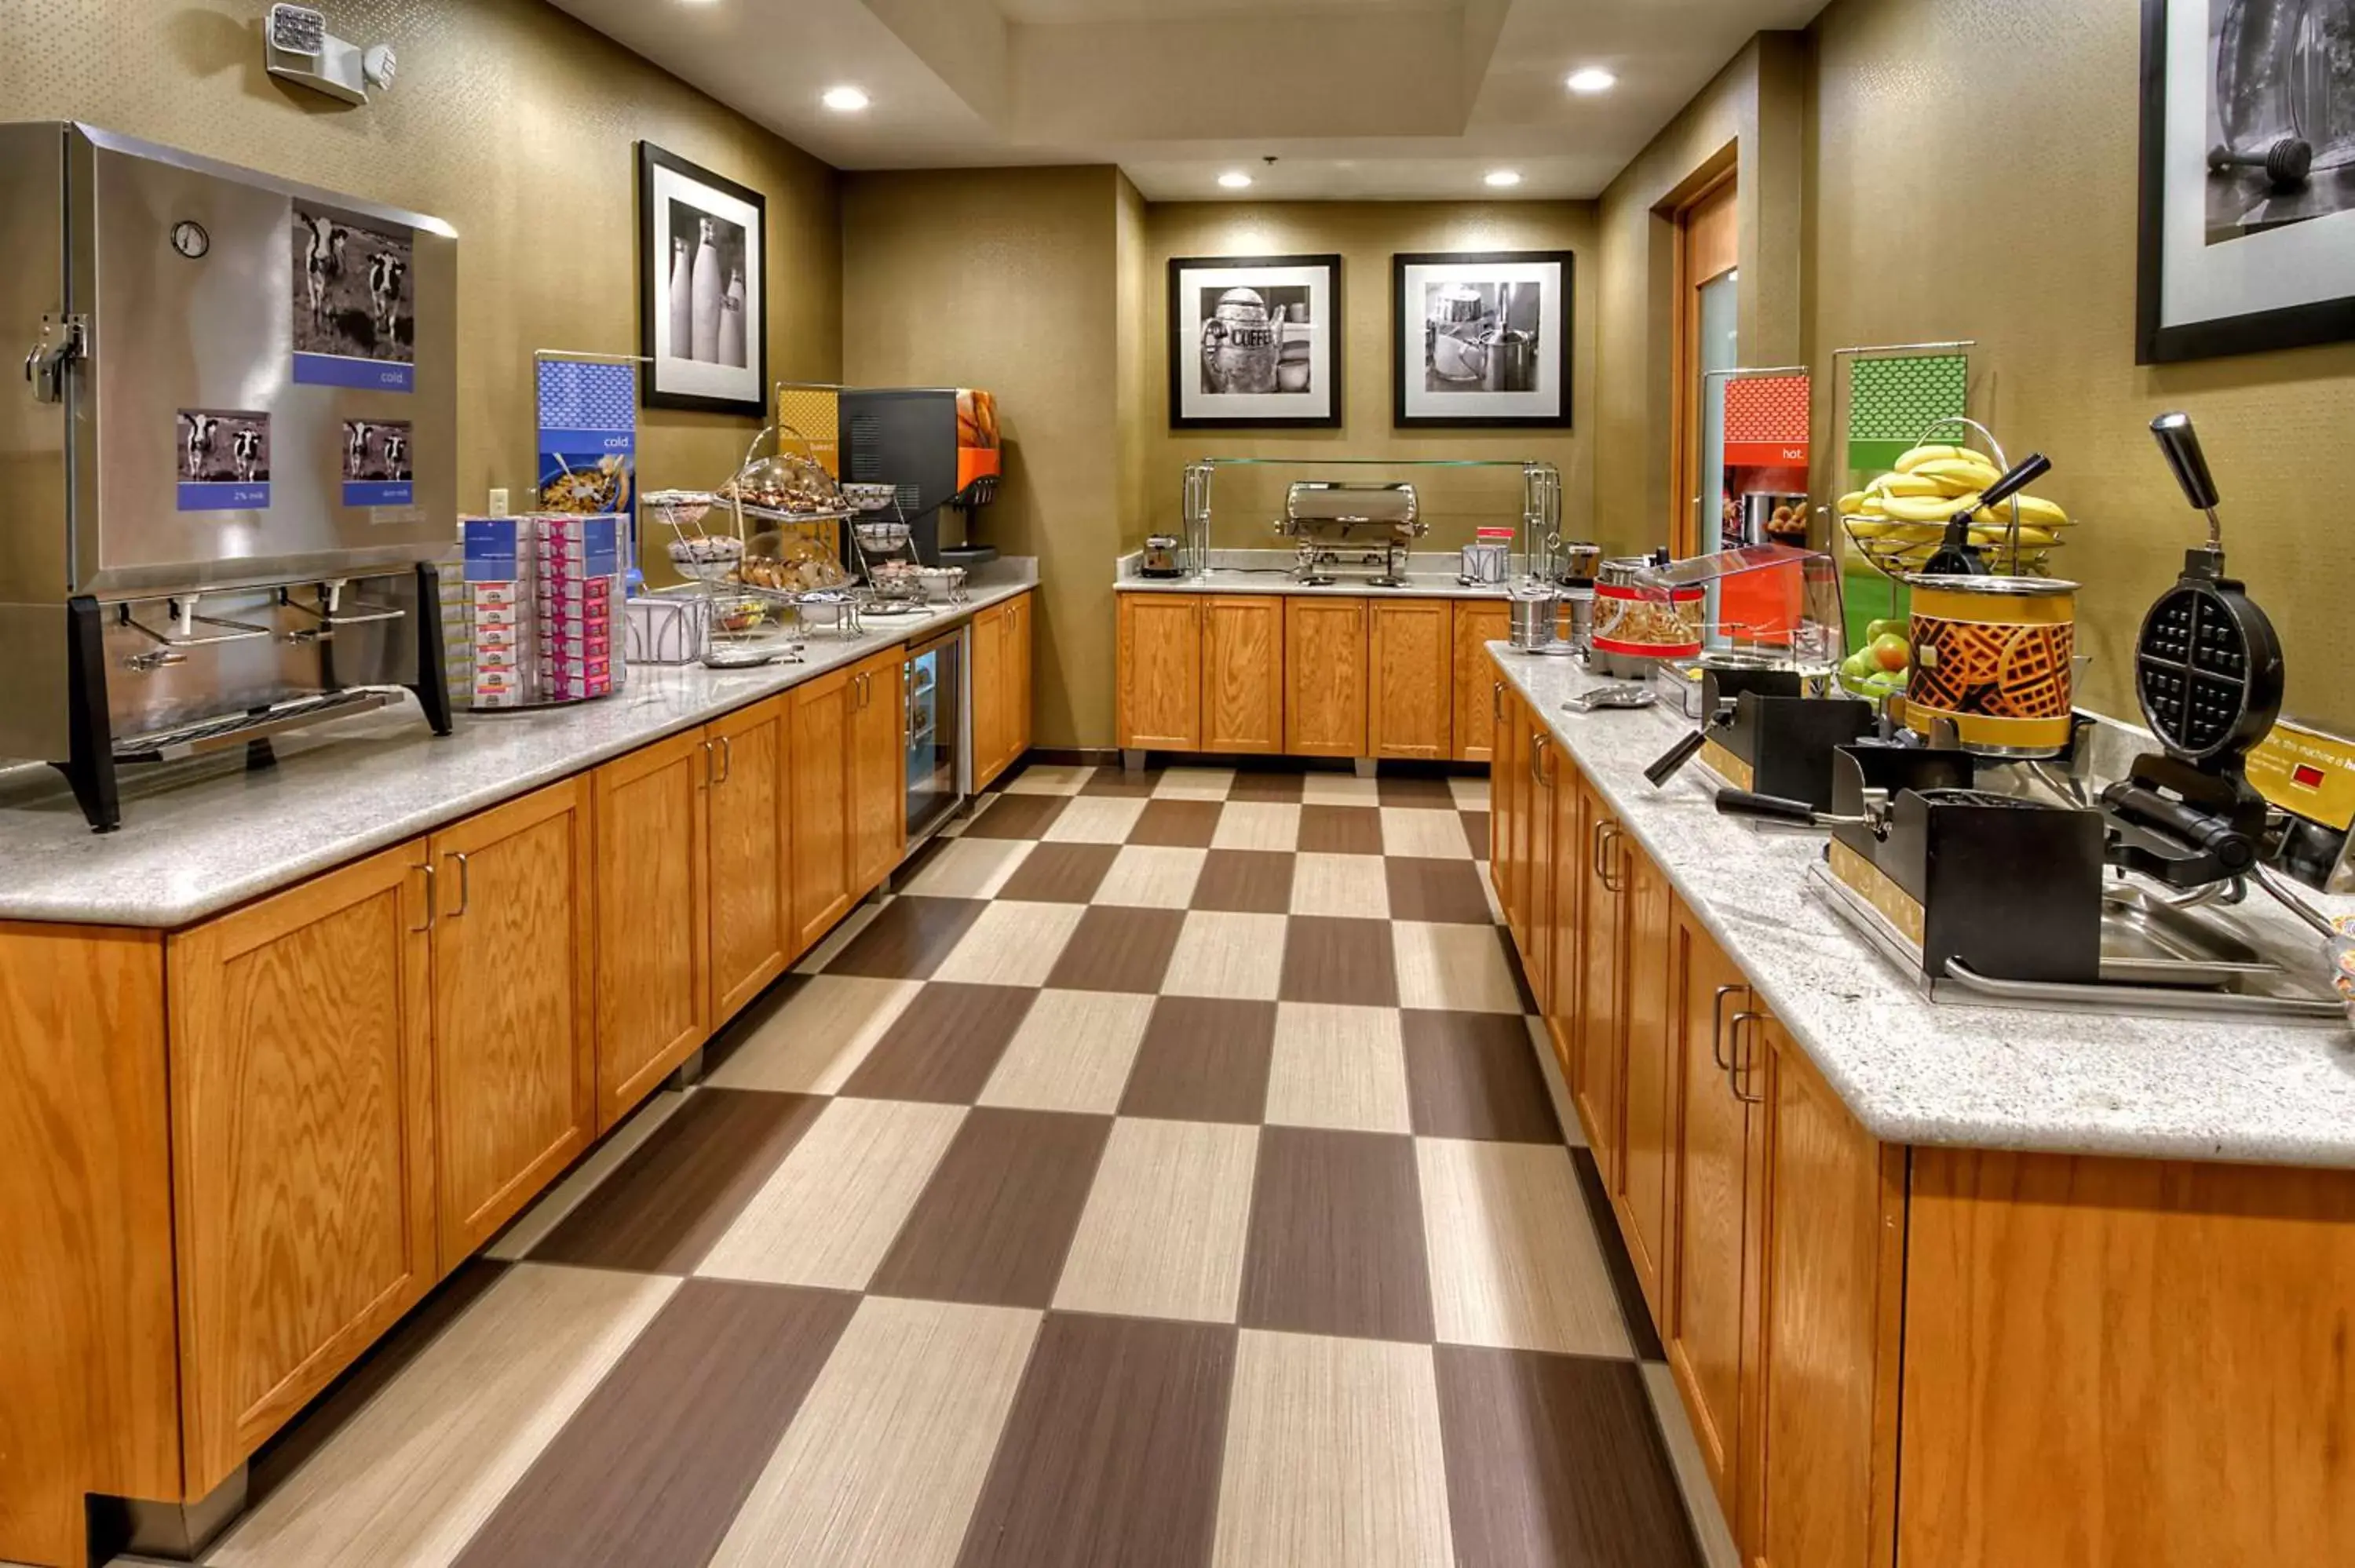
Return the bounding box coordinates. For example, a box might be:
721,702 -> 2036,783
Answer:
775,385 -> 840,476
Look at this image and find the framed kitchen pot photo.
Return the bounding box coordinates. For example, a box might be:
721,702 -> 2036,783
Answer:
1168,253 -> 1342,428
2136,0 -> 2355,363
637,142 -> 769,414
1393,250 -> 1575,428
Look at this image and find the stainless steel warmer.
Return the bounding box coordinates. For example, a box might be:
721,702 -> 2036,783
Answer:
2,123 -> 458,830
1277,481 -> 1426,586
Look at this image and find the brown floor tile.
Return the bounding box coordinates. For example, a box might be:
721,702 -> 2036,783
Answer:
870,1108 -> 1113,1309
997,842 -> 1120,903
1572,1147 -> 1667,1362
1228,769 -> 1306,803
1082,765 -> 1164,797
1127,797 -> 1224,848
1386,857 -> 1497,925
1045,905 -> 1188,994
1378,772 -> 1462,808
956,1313 -> 1238,1568
1240,1125 -> 1436,1343
840,982 -> 1039,1103
963,791 -> 1072,840
1434,1345 -> 1700,1568
1279,916 -> 1400,1007
1191,849 -> 1297,914
534,1089 -> 828,1274
823,895 -> 989,980
1297,803 -> 1384,856
1119,996 -> 1278,1123
1401,1010 -> 1563,1144
451,1280 -> 860,1568
1462,810 -> 1492,860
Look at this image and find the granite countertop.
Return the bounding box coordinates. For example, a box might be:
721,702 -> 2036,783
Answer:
0,571 -> 1035,930
1490,646 -> 2355,1169
1114,549 -> 1545,601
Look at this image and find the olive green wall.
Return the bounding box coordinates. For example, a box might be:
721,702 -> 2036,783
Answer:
0,0 -> 842,529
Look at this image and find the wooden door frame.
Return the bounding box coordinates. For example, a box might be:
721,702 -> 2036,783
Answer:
1668,157 -> 1740,560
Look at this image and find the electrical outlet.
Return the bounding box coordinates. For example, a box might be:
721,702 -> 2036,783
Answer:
487,487 -> 509,517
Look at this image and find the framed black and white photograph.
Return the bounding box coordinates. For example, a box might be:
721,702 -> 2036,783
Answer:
1392,251 -> 1574,428
2138,0 -> 2355,363
637,142 -> 769,414
1168,254 -> 1342,428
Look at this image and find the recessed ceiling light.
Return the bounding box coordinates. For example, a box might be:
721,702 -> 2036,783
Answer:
1218,171 -> 1253,190
821,86 -> 870,111
1484,170 -> 1522,188
1565,67 -> 1616,94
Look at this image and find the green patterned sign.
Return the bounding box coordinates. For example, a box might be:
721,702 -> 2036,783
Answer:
1847,354 -> 1968,470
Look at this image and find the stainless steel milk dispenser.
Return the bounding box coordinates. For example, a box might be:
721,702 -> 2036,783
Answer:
1,123 -> 458,830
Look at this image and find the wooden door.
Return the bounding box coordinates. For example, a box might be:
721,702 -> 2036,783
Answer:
1453,602 -> 1512,762
1118,593 -> 1201,750
1543,734 -> 1586,1083
1009,593 -> 1034,759
707,695 -> 792,1027
850,647 -> 908,896
166,842 -> 436,1490
1283,596 -> 1369,758
1202,596 -> 1285,753
1369,598 -> 1452,760
790,669 -> 856,956
1672,165 -> 1740,560
429,781 -> 596,1268
1617,850 -> 1678,1330
972,602 -> 1010,789
1573,778 -> 1628,1172
593,727 -> 710,1130
1666,900 -> 1754,1519
1751,1022 -> 1904,1568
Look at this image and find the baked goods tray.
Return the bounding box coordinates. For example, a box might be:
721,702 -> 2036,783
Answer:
726,501 -> 856,527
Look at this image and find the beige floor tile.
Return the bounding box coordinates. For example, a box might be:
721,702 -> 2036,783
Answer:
1154,766 -> 1236,800
1162,910 -> 1290,1000
1288,852 -> 1390,919
1393,921 -> 1523,1013
930,900 -> 1087,987
1381,806 -> 1475,860
697,1098 -> 966,1290
1416,1137 -> 1632,1358
1265,1004 -> 1412,1134
1094,844 -> 1209,909
1301,772 -> 1382,806
485,1086 -> 692,1260
794,899 -> 885,974
1448,775 -> 1492,810
1210,800 -> 1302,852
1210,1329 -> 1455,1568
206,1264 -> 677,1568
710,1296 -> 1041,1568
1054,1118 -> 1258,1323
903,836 -> 1035,899
1041,795 -> 1148,844
1002,764 -> 1094,797
704,975 -> 923,1095
977,989 -> 1156,1114
1644,1361 -> 1743,1568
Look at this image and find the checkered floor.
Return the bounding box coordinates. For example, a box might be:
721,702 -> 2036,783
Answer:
139,760 -> 1729,1568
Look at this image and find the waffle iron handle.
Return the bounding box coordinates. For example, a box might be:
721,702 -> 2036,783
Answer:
2151,412 -> 2223,549
1975,451 -> 2051,516
1925,453 -> 2049,577
1715,789 -> 1833,826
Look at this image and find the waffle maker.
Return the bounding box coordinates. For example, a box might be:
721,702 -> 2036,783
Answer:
1643,658 -> 1875,811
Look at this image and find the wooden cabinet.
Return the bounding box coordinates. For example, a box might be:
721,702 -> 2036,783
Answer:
164,844 -> 436,1491
1453,602 -> 1512,762
973,593 -> 1035,790
1008,592 -> 1033,761
1492,685 -> 1526,950
849,646 -> 908,898
706,695 -> 792,1027
1616,848 -> 1678,1326
790,668 -> 856,955
1542,735 -> 1586,1085
1369,598 -> 1452,760
1117,593 -> 1201,750
1202,596 -> 1285,753
592,729 -> 710,1131
426,781 -> 596,1268
1283,597 -> 1369,757
1573,775 -> 1629,1176
1520,717 -> 1558,1016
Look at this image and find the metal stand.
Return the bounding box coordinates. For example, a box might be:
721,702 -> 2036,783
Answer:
663,1046 -> 706,1092
409,560 -> 455,736
1353,757 -> 1378,779
56,594 -> 120,833
1123,749 -> 1148,774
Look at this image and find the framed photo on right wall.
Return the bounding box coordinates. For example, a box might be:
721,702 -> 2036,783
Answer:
1392,250 -> 1575,428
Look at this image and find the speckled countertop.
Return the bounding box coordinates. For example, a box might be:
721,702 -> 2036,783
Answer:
1491,646 -> 2355,1169
0,571 -> 1035,931
1114,549 -> 1544,600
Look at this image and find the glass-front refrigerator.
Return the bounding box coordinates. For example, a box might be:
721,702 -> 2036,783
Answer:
904,626 -> 966,844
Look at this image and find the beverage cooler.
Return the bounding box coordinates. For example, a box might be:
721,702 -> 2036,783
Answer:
904,625 -> 966,843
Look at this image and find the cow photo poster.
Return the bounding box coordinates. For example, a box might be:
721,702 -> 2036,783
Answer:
292,200 -> 417,391
342,420 -> 414,508
177,409 -> 271,512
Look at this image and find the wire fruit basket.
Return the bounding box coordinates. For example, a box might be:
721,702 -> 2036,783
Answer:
1838,417 -> 2076,581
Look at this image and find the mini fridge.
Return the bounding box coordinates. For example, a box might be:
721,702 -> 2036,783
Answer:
904,624 -> 968,843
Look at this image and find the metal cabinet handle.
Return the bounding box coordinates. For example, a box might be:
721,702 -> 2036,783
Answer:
1529,732 -> 1550,787
1729,1009 -> 1766,1103
447,851 -> 471,918
1591,818 -> 1609,881
716,734 -> 733,786
411,862 -> 436,933
1711,983 -> 1745,1070
1492,679 -> 1505,724
703,738 -> 716,786
1594,821 -> 1624,893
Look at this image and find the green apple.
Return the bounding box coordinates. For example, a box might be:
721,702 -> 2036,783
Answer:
1868,633 -> 1911,673
1867,618 -> 1906,643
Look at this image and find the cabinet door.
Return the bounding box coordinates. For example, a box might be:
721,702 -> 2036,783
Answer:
1617,848 -> 1678,1329
1283,597 -> 1369,758
166,841 -> 436,1491
1453,603 -> 1513,762
1492,688 -> 1524,937
593,727 -> 710,1130
708,695 -> 792,1027
1202,596 -> 1285,753
429,781 -> 596,1268
1369,598 -> 1452,760
851,648 -> 909,896
972,603 -> 1010,789
1574,779 -> 1627,1174
1521,723 -> 1557,1015
1118,593 -> 1202,749
1543,746 -> 1586,1085
1666,903 -> 1755,1520
790,669 -> 856,956
1010,593 -> 1034,758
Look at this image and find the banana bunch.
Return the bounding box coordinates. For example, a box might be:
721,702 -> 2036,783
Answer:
1837,443 -> 2070,563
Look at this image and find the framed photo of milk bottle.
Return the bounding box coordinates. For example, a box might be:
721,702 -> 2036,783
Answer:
1168,254 -> 1342,428
637,142 -> 768,414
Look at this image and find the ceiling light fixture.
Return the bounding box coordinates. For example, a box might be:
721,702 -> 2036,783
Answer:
821,86 -> 870,111
1218,171 -> 1253,190
1566,67 -> 1616,94
1484,170 -> 1522,188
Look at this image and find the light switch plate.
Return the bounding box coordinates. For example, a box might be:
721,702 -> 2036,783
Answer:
487,487 -> 509,517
